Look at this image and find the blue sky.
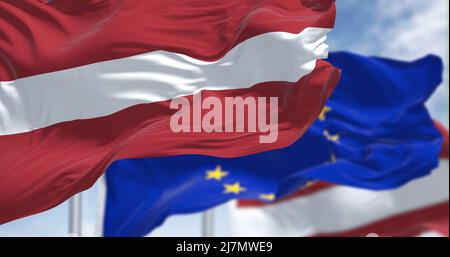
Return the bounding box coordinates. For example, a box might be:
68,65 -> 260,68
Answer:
1,0 -> 448,237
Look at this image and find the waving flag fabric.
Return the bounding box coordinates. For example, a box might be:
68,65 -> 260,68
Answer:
0,0 -> 339,224
231,130 -> 449,237
102,52 -> 444,237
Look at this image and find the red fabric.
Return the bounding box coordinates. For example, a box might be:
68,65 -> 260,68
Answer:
0,0 -> 335,81
423,216 -> 449,236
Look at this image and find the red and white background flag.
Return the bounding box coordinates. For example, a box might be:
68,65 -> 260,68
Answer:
230,125 -> 449,237
0,1 -> 338,223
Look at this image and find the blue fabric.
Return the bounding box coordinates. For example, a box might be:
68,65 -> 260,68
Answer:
103,52 -> 444,236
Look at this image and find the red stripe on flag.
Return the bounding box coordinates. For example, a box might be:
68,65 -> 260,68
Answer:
0,61 -> 340,224
422,216 -> 449,237
0,0 -> 335,81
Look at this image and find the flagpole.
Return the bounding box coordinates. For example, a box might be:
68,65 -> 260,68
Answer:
95,175 -> 107,237
201,209 -> 214,237
68,194 -> 82,237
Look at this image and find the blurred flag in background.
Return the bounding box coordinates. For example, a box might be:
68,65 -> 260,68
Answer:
230,125 -> 448,237
102,52 -> 444,237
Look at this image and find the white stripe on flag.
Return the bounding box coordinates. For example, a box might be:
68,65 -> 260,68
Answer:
0,28 -> 330,136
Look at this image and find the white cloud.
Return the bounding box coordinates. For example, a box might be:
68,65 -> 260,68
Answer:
372,0 -> 449,125
332,1 -> 448,124
374,0 -> 448,59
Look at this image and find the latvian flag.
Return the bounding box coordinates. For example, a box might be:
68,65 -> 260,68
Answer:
230,124 -> 449,237
0,1 -> 338,223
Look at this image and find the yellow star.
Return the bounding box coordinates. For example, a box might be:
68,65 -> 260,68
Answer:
206,165 -> 228,181
318,106 -> 332,121
224,182 -> 246,195
259,193 -> 276,202
324,130 -> 340,143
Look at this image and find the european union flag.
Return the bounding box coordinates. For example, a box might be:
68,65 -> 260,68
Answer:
103,52 -> 444,237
